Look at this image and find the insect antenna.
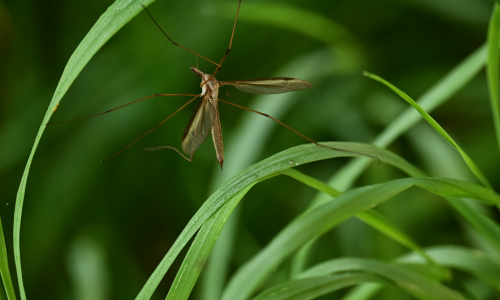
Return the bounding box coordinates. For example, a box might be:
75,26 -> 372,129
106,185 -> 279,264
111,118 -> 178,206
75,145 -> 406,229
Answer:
46,94 -> 199,125
100,95 -> 200,162
218,98 -> 381,164
140,4 -> 220,67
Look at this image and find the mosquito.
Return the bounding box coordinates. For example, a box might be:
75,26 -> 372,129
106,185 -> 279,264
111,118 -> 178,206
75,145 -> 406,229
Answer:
49,1 -> 379,168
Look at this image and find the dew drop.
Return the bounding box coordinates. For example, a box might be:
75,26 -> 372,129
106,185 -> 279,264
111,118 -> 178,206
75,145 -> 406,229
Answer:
289,160 -> 294,165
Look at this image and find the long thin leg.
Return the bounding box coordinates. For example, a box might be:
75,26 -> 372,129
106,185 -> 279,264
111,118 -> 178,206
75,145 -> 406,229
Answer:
142,105 -> 202,163
144,146 -> 194,162
141,4 -> 220,67
205,0 -> 242,83
143,97 -> 204,163
218,99 -> 381,163
47,94 -> 200,125
101,95 -> 200,162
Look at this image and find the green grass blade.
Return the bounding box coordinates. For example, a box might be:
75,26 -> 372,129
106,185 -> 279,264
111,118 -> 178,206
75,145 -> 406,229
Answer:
14,1 -> 154,299
340,283 -> 382,300
289,241 -> 315,280
222,177 -> 494,300
329,43 -> 486,192
398,245 -> 500,291
413,178 -> 499,205
251,273 -> 376,300
356,210 -> 436,265
165,187 -> 250,300
364,71 -> 492,189
297,258 -> 467,300
487,4 -> 500,154
222,180 -> 412,300
447,199 -> 500,253
281,169 -> 342,198
281,169 -> 436,266
282,161 -> 434,269
134,142 -> 407,300
341,244 -> 500,300
341,245 -> 500,299
0,219 -> 16,300
372,44 -> 486,149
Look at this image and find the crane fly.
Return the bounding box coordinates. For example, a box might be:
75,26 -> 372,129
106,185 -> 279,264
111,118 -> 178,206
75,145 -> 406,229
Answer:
48,0 -> 379,168
177,68 -> 316,168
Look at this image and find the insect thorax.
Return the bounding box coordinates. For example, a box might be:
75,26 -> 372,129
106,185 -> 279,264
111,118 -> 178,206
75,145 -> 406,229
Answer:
201,74 -> 219,101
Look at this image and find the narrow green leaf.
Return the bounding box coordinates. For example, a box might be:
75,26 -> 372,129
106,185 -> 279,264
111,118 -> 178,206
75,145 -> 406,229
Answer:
283,171 -> 483,273
14,1 -> 154,299
289,241 -> 315,280
340,245 -> 500,299
397,245 -> 500,291
412,178 -> 499,205
487,4 -> 500,154
134,142 -> 410,300
222,180 -> 412,300
297,258 -> 466,300
356,210 -> 437,265
363,71 -> 492,189
222,177 -> 493,300
340,283 -> 382,300
329,43 -> 486,192
341,245 -> 500,300
280,169 -> 342,198
281,169 -> 436,266
252,273 -> 376,300
448,199 -> 500,253
165,187 -> 250,300
0,219 -> 16,300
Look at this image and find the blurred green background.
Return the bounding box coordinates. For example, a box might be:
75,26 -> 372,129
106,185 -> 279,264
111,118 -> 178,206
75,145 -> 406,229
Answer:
0,0 -> 498,299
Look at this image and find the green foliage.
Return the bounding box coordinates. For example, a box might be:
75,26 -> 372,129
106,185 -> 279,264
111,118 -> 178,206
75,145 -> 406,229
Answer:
363,71 -> 491,189
488,4 -> 500,154
0,220 -> 16,300
1,0 -> 499,300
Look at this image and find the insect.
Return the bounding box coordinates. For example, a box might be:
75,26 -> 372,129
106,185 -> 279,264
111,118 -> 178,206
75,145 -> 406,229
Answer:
49,1 -> 378,168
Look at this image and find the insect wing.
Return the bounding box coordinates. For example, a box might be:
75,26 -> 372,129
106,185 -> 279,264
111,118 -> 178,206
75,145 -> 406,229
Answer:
220,77 -> 313,94
182,97 -> 212,155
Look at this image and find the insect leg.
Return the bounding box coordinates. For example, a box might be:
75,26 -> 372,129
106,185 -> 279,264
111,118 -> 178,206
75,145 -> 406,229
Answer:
141,4 -> 220,67
100,95 -> 200,162
47,94 -> 200,125
217,98 -> 381,163
205,0 -> 242,82
144,146 -> 194,162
